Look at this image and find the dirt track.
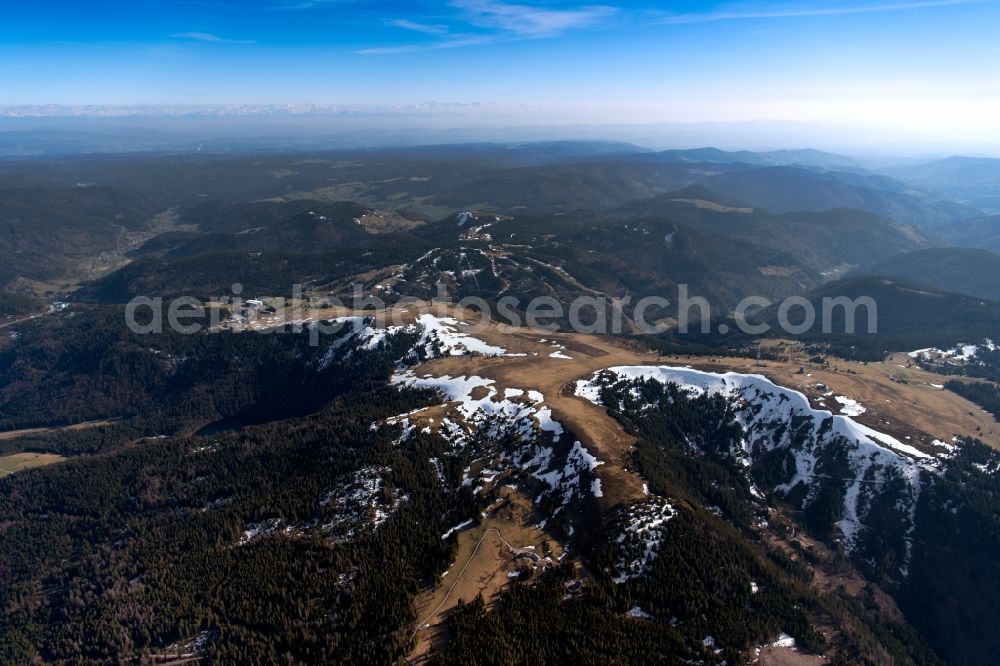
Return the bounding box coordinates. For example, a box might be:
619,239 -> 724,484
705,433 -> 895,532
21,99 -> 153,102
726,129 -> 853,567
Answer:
419,321 -> 1000,516
421,328 -> 659,508
407,488 -> 559,663
392,312 -> 997,662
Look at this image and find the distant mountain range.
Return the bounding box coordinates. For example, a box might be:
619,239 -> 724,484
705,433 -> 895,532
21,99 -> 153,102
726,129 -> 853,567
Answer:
0,142 -> 995,328
686,165 -> 978,225
927,214 -> 1000,253
755,275 -> 1000,359
850,247 -> 1000,302
616,188 -> 934,268
887,156 -> 1000,212
616,146 -> 861,169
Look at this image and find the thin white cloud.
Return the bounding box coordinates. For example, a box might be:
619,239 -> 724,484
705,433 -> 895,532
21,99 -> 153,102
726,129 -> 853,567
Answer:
658,0 -> 985,24
270,0 -> 359,10
390,18 -> 450,35
451,0 -> 616,37
357,1 -> 613,54
357,35 -> 494,55
171,32 -> 255,44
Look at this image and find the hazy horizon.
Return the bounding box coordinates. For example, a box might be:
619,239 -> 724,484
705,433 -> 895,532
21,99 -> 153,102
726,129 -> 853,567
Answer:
3,0 -> 999,154
1,112 -> 999,159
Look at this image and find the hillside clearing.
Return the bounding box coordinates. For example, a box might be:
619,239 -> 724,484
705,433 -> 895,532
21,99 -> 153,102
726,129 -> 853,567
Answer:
0,452 -> 65,476
0,418 -> 120,442
408,487 -> 561,663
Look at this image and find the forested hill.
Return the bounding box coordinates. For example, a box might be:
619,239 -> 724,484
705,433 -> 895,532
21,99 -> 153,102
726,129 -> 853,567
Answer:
1,307 -> 995,663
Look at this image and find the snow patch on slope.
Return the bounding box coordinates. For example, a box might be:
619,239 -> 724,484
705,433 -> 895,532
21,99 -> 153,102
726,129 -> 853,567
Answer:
834,395 -> 866,416
387,371 -> 601,510
578,366 -> 938,566
610,497 -> 677,583
318,466 -> 408,543
413,314 -> 507,357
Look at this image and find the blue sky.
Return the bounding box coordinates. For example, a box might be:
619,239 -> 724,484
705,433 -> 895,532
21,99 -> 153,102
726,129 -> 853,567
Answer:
2,0 -> 999,137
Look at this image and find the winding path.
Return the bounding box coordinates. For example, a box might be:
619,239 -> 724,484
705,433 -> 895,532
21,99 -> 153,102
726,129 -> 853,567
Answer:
412,527 -> 518,638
